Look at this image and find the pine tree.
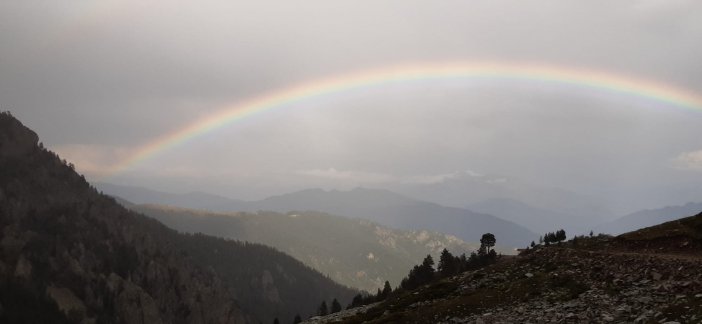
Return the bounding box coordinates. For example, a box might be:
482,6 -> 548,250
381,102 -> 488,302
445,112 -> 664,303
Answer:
480,233 -> 496,253
458,253 -> 468,272
293,314 -> 302,324
400,255 -> 436,291
331,298 -> 342,313
318,301 -> 328,316
362,293 -> 375,305
468,251 -> 478,264
348,293 -> 363,309
438,248 -> 456,277
419,254 -> 435,283
544,232 -> 556,245
381,281 -> 392,299
422,254 -> 434,269
530,241 -> 536,248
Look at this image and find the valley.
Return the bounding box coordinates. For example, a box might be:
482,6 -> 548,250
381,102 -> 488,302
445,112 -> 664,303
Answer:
126,204 -> 485,292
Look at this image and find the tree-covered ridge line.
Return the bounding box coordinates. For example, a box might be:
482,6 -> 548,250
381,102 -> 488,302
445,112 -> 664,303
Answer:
0,112 -> 357,323
130,203 -> 481,292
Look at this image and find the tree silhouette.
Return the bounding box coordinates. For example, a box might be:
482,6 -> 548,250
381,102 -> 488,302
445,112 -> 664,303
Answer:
381,281 -> 392,299
293,314 -> 302,324
420,254 -> 435,281
331,298 -> 342,313
542,229 -> 566,245
438,248 -> 457,277
348,293 -> 363,309
400,254 -> 435,290
480,233 -> 496,253
318,301 -> 328,316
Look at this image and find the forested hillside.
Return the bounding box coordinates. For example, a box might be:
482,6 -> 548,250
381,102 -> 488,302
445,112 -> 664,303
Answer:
0,112 -> 356,324
130,204 -> 485,292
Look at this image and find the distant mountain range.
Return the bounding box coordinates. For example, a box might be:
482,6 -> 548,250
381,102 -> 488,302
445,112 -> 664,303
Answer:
252,188 -> 538,247
388,173 -> 614,222
126,204 -> 496,292
594,202 -> 702,235
97,183 -> 538,247
96,182 -> 247,211
97,181 -> 702,248
467,197 -> 592,235
0,112 -> 356,323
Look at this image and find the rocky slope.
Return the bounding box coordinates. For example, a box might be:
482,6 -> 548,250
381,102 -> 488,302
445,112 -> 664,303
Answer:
128,204 -> 495,292
306,212 -> 702,323
0,112 -> 356,323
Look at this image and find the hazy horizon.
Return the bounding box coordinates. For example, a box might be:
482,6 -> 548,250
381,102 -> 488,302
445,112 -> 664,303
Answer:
4,1 -> 702,215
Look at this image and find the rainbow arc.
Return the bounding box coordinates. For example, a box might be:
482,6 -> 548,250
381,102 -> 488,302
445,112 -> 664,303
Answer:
104,61 -> 702,176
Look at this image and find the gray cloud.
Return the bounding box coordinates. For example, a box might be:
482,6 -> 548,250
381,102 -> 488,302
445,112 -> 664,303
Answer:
672,149 -> 702,171
3,1 -> 702,212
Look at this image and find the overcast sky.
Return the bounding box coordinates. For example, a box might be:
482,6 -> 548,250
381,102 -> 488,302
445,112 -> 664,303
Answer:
2,1 -> 702,211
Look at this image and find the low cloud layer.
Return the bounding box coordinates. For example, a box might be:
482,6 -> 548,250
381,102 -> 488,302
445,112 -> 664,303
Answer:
673,150 -> 702,171
297,169 -> 482,185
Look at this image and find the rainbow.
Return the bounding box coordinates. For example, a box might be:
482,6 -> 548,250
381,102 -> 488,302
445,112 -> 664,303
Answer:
105,61 -> 702,176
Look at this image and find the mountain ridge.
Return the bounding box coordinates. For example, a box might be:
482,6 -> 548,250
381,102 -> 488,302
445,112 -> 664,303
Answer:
0,112 -> 356,323
468,197 -> 587,234
126,202 -> 505,292
97,183 -> 537,247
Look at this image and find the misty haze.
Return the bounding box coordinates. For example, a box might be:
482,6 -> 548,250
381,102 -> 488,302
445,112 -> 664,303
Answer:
1,1 -> 702,323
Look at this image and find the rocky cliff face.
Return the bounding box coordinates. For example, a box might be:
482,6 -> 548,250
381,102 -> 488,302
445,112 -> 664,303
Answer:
0,112 -> 355,323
